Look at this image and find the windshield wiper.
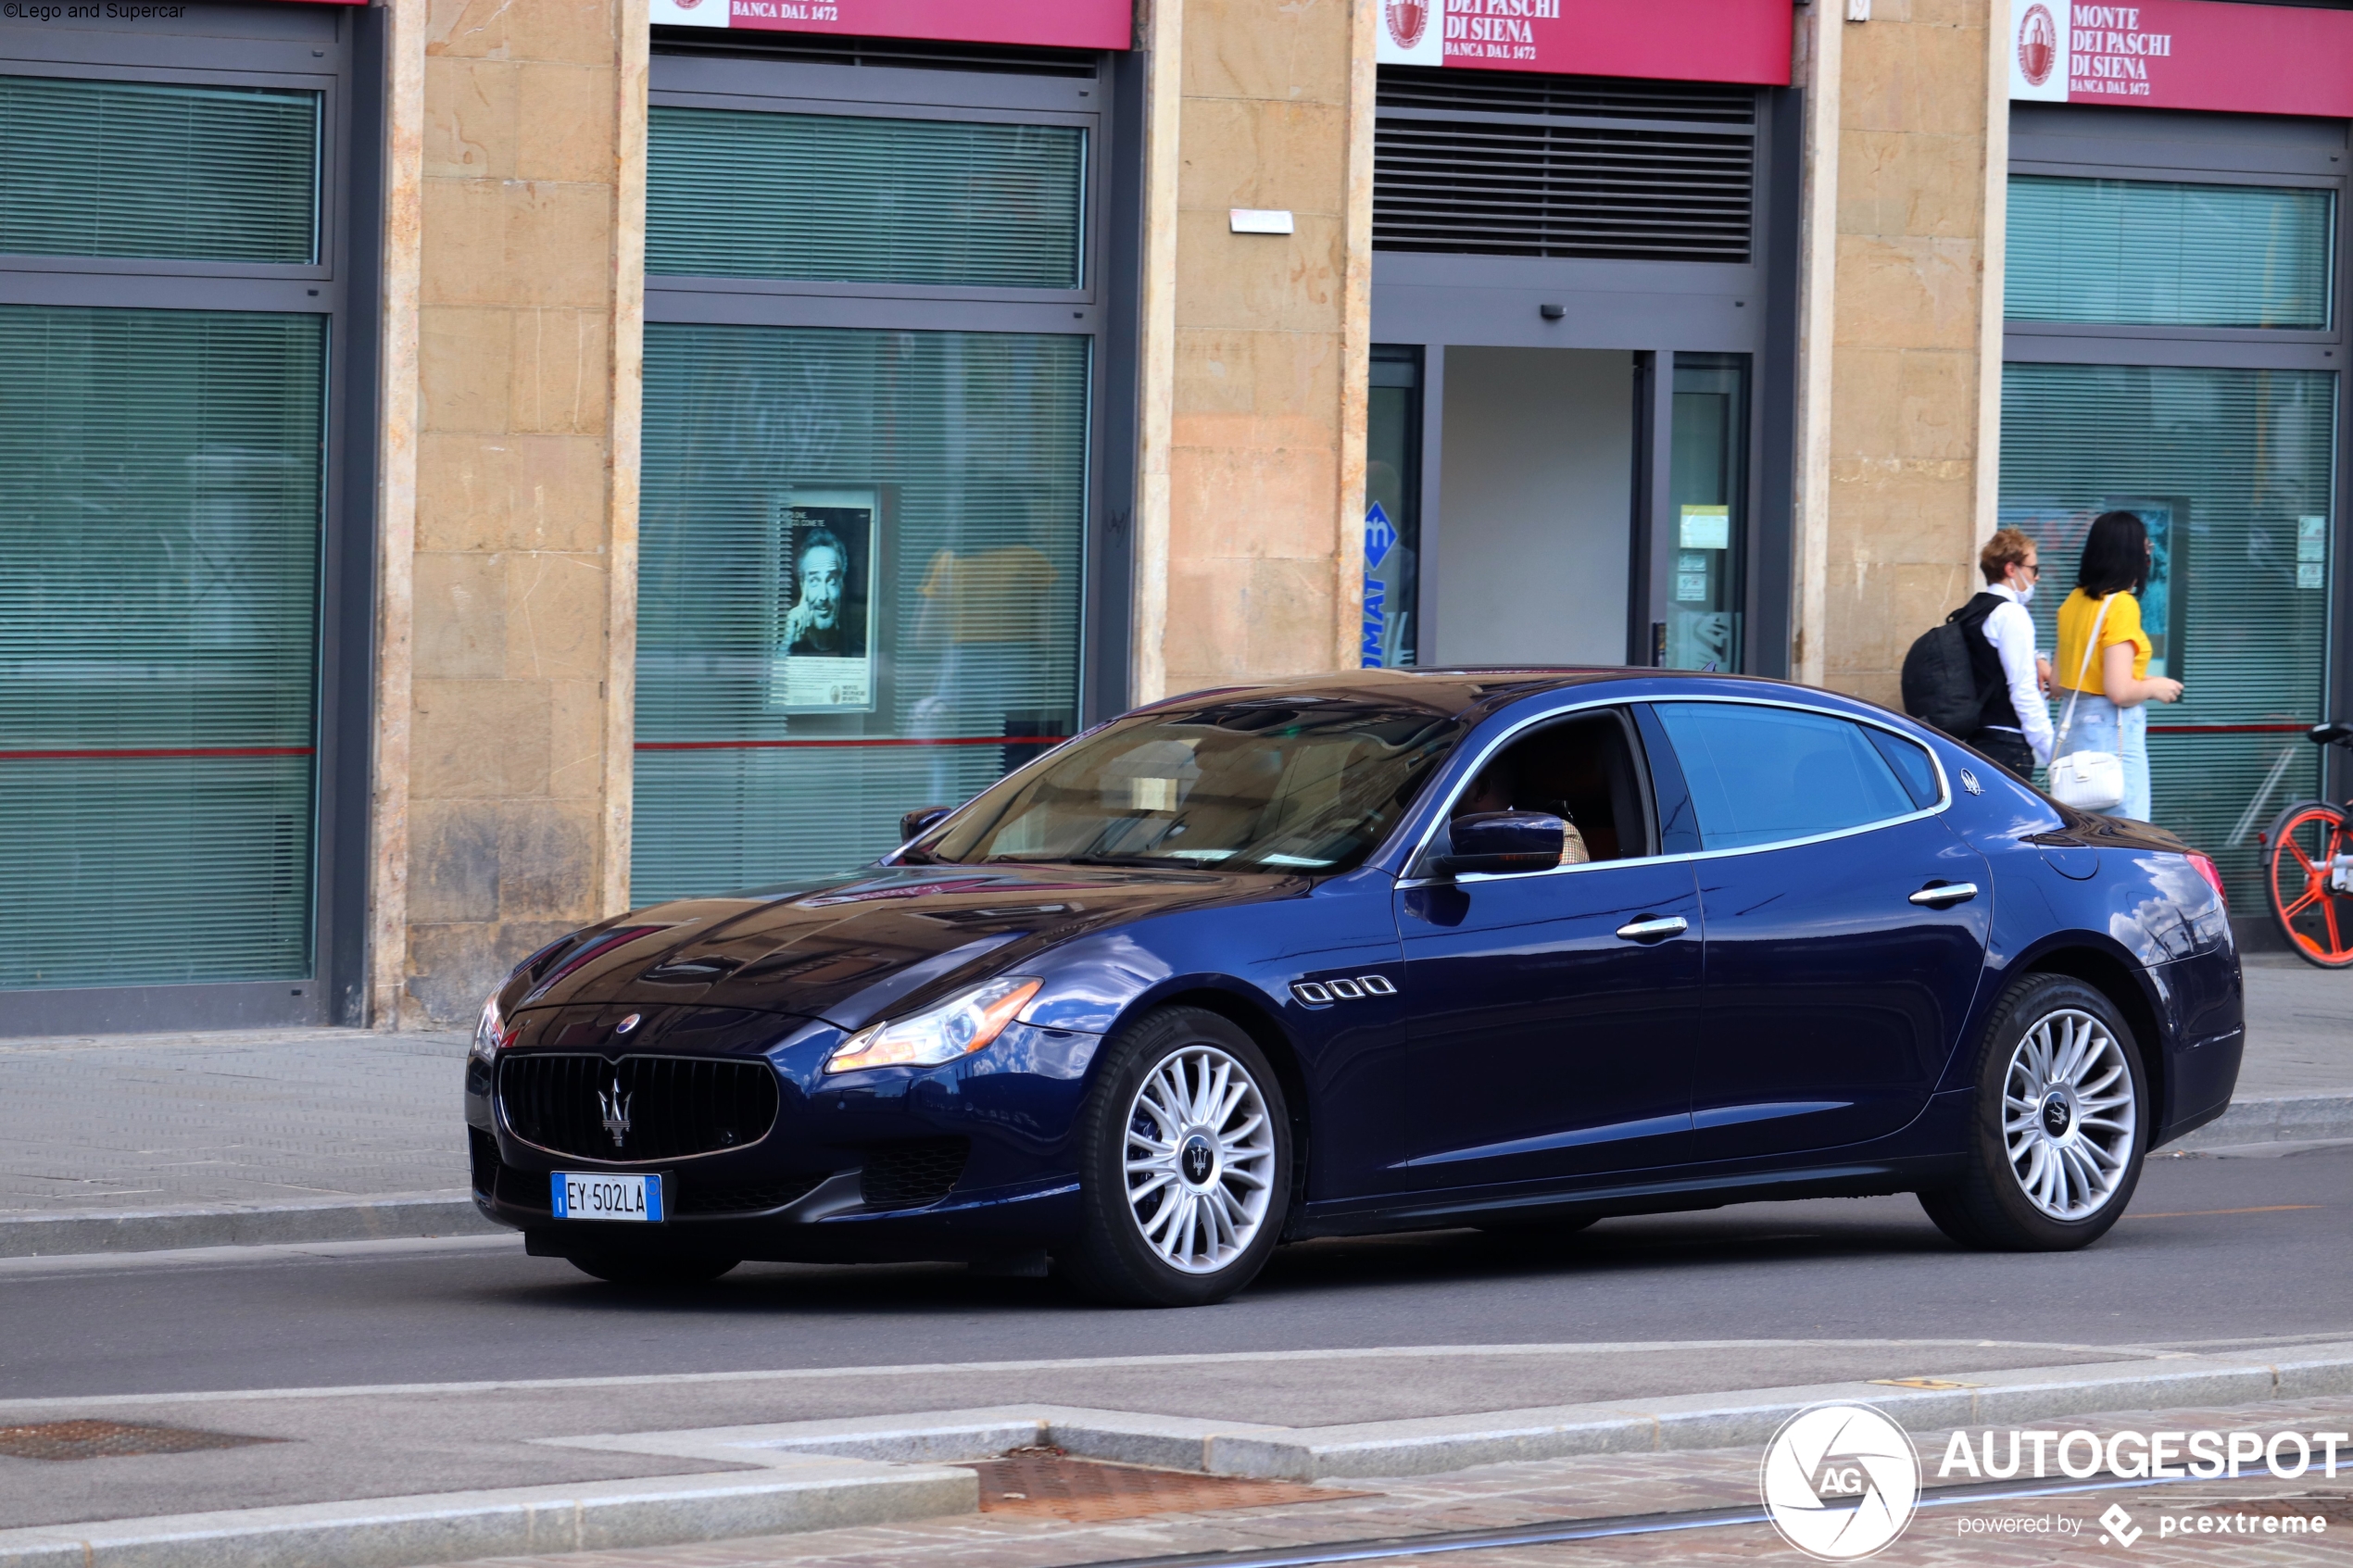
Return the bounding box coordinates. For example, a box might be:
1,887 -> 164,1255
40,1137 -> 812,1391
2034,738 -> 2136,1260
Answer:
984,853 -> 1178,869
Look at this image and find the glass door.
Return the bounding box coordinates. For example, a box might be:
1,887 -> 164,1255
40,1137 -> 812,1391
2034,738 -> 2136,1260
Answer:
1364,346 -> 1423,668
1661,352 -> 1749,671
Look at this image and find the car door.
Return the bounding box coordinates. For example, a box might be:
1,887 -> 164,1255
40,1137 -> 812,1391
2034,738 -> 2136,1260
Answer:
1642,699 -> 1992,1160
1387,706 -> 1707,1192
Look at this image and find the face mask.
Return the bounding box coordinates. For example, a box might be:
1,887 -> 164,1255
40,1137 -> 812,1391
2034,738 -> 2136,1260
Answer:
2015,582 -> 2036,605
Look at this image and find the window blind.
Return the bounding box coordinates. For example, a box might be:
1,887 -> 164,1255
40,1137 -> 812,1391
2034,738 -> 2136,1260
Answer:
648,107 -> 1085,288
2000,362 -> 2334,908
0,305 -> 324,987
0,75 -> 319,264
2007,176 -> 2334,330
635,322 -> 1089,904
0,306 -> 324,989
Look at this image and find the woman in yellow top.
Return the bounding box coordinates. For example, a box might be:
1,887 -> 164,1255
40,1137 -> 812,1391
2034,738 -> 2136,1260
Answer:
2052,511 -> 2183,821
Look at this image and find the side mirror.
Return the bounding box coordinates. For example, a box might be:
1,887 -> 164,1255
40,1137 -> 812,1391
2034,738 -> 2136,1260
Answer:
900,806 -> 954,843
1427,811 -> 1566,878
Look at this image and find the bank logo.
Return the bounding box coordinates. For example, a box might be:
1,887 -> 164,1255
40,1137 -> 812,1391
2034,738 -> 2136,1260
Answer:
2099,1503 -> 2144,1548
2018,4 -> 2058,85
1385,0 -> 1430,51
1760,1404 -> 1921,1561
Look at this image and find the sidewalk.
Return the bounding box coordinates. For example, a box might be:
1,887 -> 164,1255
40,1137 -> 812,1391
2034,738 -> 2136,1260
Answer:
0,961 -> 2343,1255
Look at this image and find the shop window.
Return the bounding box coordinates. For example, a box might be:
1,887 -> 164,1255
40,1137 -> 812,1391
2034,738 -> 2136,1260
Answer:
2007,175 -> 2333,331
0,306 -> 324,988
635,323 -> 1089,901
0,75 -> 318,264
2000,362 -> 2333,907
648,107 -> 1083,288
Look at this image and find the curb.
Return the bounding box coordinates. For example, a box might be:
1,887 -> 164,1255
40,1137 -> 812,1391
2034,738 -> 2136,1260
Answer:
2173,1092 -> 2353,1149
543,1342 -> 2353,1484
4,1346 -> 2348,1568
0,1193 -> 500,1259
0,1459 -> 975,1568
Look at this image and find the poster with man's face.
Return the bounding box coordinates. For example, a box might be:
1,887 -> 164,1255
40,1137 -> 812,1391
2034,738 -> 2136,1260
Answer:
767,488 -> 876,711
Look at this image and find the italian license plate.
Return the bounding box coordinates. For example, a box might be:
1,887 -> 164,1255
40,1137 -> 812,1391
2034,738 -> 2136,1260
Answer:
550,1172 -> 662,1223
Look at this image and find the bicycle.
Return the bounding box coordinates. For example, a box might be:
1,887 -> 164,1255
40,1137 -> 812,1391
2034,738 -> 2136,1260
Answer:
2262,720 -> 2353,968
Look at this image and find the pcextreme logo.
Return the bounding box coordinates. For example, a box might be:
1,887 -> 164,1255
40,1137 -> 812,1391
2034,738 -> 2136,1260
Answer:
1760,1404 -> 1921,1561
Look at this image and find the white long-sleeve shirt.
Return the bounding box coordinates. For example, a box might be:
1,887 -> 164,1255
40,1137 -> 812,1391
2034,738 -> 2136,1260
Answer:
1981,583 -> 2055,765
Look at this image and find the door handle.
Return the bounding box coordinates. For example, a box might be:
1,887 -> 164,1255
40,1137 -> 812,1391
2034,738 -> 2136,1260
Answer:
1908,882 -> 1980,908
1615,914 -> 1689,942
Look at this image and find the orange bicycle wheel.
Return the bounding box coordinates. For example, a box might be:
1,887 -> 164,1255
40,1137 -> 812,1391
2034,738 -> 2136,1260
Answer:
2264,801 -> 2353,969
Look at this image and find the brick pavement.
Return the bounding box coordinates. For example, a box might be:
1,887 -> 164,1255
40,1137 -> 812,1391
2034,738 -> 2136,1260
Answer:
0,1026 -> 469,1213
432,1396 -> 2353,1568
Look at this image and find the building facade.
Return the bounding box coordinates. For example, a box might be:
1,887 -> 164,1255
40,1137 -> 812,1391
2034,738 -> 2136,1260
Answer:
0,0 -> 2341,1035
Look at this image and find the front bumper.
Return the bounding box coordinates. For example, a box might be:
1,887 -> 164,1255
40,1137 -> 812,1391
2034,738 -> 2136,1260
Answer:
464,1008 -> 1101,1262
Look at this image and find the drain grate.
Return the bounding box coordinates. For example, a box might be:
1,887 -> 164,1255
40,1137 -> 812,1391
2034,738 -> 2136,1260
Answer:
0,1420 -> 280,1461
970,1448 -> 1366,1522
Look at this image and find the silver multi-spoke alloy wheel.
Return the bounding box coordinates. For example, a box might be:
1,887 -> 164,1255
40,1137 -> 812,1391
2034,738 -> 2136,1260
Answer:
1122,1045 -> 1277,1274
2003,1007 -> 2138,1222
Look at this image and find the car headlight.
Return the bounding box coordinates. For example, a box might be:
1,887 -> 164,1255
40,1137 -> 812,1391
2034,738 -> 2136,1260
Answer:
824,977 -> 1043,1074
471,995 -> 510,1065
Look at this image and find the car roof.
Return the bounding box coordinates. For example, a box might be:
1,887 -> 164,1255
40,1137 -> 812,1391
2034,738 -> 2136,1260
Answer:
1139,666 -> 1845,725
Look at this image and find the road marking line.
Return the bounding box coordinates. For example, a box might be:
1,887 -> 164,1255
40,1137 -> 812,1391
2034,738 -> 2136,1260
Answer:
2131,1205 -> 2322,1219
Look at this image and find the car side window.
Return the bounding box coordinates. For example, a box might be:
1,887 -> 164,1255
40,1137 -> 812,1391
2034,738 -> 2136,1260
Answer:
1652,702 -> 1922,850
1443,709 -> 1655,862
1865,726 -> 1943,810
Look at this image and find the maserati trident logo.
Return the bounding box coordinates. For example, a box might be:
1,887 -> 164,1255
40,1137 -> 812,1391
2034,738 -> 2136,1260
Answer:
598,1077 -> 632,1148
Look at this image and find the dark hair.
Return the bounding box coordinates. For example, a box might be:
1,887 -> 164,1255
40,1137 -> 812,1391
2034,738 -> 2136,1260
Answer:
795,525 -> 848,573
2076,510 -> 2149,598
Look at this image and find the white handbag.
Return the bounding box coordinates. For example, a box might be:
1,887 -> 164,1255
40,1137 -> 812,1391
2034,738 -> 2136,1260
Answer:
2047,594 -> 2127,812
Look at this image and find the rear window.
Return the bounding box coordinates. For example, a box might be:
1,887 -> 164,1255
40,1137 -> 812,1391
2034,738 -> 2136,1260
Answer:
1654,702 -> 1923,850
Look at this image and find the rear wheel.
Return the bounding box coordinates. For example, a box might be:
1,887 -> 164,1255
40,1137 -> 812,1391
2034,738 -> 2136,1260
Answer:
2264,800 -> 2353,969
566,1253 -> 739,1286
1919,972 -> 2145,1251
1056,1007 -> 1290,1308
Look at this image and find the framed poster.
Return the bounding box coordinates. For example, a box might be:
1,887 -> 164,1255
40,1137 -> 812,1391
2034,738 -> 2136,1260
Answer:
2108,497 -> 2187,680
766,487 -> 878,713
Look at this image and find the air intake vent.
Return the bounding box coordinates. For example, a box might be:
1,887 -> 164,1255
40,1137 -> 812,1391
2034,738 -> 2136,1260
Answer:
861,1138 -> 970,1210
1375,67 -> 1755,263
499,1055 -> 780,1163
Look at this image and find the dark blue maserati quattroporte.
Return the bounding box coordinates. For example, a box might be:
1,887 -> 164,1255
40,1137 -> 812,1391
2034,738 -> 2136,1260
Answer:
466,670 -> 2245,1306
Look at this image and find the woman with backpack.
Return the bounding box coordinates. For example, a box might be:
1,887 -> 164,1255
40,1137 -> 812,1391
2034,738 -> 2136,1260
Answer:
2052,510 -> 2183,822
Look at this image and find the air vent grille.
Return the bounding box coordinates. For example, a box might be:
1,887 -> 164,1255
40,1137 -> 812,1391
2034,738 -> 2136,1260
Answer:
860,1137 -> 970,1210
1375,67 -> 1755,263
499,1054 -> 780,1163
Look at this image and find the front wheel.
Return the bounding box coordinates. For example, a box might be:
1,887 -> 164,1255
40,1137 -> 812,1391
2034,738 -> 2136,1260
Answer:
1919,972 -> 2145,1251
1056,1007 -> 1291,1308
2264,799 -> 2353,969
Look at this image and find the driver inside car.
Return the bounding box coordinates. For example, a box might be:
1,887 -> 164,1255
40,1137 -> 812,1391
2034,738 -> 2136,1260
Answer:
1454,752 -> 1592,865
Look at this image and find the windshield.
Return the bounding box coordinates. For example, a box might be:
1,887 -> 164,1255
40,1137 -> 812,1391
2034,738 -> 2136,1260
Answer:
912,698 -> 1465,873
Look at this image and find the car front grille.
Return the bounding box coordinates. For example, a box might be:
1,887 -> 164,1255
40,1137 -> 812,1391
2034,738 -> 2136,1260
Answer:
860,1138 -> 970,1210
498,1054 -> 780,1162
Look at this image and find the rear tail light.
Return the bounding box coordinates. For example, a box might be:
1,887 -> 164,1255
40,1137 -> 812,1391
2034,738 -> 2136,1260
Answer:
2186,852 -> 2226,902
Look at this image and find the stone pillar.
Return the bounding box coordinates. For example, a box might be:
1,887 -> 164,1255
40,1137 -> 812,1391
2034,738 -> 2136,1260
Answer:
1818,0 -> 2003,706
396,0 -> 645,1026
1156,0 -> 1374,698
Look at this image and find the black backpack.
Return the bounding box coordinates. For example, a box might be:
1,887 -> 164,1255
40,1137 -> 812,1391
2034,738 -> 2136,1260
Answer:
1900,596 -> 2001,739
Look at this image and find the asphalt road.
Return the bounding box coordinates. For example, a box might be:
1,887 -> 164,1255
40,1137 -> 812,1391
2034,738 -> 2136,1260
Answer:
4,1145 -> 2347,1405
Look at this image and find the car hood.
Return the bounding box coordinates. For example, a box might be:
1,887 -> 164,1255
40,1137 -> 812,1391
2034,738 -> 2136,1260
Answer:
504,861 -> 1293,1031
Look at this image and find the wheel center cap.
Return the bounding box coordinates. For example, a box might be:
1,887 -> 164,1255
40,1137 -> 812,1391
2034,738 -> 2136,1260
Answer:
2040,1091 -> 2073,1138
1179,1135 -> 1217,1186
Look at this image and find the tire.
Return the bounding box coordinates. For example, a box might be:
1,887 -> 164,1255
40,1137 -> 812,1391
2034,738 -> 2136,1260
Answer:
2263,800 -> 2353,969
1919,972 -> 2146,1251
1055,1007 -> 1292,1308
566,1253 -> 739,1286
